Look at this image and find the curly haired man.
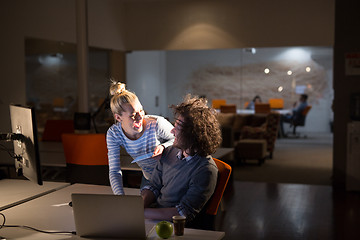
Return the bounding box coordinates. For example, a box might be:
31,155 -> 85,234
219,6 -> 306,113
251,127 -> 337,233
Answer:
141,94 -> 222,227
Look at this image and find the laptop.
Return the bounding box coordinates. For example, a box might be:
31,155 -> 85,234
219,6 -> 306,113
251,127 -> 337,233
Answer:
71,193 -> 147,239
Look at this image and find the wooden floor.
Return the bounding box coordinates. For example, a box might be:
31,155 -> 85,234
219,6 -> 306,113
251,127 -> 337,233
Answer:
215,181 -> 360,240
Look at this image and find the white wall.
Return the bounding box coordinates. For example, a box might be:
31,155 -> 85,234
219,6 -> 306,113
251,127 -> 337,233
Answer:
165,49 -> 242,118
126,51 -> 166,116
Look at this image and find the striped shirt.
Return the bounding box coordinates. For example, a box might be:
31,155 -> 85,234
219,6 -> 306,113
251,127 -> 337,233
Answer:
106,115 -> 175,195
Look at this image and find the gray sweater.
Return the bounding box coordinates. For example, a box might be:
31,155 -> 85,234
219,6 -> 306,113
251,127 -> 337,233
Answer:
142,146 -> 218,222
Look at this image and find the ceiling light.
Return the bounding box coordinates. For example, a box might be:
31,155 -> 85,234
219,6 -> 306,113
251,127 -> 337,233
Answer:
287,70 -> 293,76
306,67 -> 311,72
264,68 -> 270,74
245,48 -> 256,54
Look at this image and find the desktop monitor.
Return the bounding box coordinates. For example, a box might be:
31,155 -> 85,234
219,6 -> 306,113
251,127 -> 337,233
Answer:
8,104 -> 42,185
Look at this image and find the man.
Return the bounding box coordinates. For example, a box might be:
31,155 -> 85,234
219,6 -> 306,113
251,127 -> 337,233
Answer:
280,94 -> 308,137
140,94 -> 222,226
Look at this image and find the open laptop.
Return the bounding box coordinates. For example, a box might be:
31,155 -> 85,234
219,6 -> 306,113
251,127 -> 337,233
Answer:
71,193 -> 147,239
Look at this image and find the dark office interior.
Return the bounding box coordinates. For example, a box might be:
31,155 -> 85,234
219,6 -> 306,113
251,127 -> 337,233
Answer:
1,0 -> 360,239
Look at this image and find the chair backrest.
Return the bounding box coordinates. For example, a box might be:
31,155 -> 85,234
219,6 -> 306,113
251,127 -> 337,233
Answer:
206,158 -> 232,215
268,98 -> 284,109
302,105 -> 312,116
62,133 -> 108,165
255,103 -> 271,114
212,99 -> 226,109
293,105 -> 312,126
42,119 -> 74,141
61,133 -> 109,185
52,97 -> 65,108
220,104 -> 236,113
244,101 -> 249,108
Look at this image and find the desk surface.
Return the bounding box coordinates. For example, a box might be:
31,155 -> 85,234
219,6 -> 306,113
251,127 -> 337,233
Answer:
0,179 -> 70,211
213,148 -> 234,159
236,109 -> 291,115
0,183 -> 225,239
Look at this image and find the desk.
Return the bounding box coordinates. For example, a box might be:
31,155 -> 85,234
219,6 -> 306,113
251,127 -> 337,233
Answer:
120,153 -> 141,171
236,109 -> 291,115
0,179 -> 70,211
39,142 -> 141,171
213,148 -> 234,161
39,142 -> 66,168
0,183 -> 225,239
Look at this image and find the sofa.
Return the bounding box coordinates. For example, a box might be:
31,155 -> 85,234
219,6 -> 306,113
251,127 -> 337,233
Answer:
216,112 -> 280,161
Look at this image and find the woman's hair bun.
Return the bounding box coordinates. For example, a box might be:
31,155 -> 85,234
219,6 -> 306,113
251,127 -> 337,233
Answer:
109,79 -> 126,96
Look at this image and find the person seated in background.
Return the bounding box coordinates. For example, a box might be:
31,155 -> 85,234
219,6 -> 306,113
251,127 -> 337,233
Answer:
246,95 -> 262,110
279,94 -> 308,136
140,94 -> 222,226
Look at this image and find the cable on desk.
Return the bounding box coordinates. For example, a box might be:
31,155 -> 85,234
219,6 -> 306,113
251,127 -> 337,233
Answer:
0,213 -> 5,229
0,213 -> 75,235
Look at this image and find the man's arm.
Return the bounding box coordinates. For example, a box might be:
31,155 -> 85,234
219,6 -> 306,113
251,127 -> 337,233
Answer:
141,189 -> 156,208
141,189 -> 180,221
144,207 -> 180,221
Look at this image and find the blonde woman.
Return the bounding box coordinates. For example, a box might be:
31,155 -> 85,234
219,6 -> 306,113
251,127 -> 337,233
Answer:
106,81 -> 174,195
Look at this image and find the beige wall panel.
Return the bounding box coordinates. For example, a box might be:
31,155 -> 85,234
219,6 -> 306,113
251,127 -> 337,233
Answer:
124,0 -> 334,50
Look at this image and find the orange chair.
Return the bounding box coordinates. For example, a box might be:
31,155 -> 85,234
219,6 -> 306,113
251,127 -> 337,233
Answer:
220,104 -> 236,113
291,105 -> 312,136
61,133 -> 110,185
244,101 -> 249,109
206,158 -> 232,216
52,97 -> 65,108
42,119 -> 74,141
190,158 -> 232,230
268,98 -> 284,109
255,103 -> 271,114
212,99 -> 226,109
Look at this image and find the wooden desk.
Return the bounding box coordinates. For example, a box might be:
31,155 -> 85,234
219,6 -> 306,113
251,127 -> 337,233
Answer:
213,147 -> 234,161
236,109 -> 291,115
39,142 -> 66,168
120,154 -> 141,171
39,142 -> 141,171
0,184 -> 225,239
0,179 -> 70,211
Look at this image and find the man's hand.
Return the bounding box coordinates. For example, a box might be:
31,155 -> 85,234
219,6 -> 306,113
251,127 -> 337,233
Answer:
141,189 -> 156,208
152,145 -> 165,157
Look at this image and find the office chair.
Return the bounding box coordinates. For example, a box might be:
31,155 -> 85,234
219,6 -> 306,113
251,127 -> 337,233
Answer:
220,104 -> 237,113
268,98 -> 284,109
41,119 -> 74,141
255,103 -> 271,114
212,99 -> 226,109
189,158 -> 232,230
61,133 -> 110,185
290,105 -> 312,137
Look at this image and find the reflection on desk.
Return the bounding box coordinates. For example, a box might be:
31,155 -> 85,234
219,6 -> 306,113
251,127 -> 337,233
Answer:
0,183 -> 225,239
0,179 -> 70,211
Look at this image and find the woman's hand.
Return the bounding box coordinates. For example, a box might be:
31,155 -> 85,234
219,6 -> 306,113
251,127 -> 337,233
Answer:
152,145 -> 165,157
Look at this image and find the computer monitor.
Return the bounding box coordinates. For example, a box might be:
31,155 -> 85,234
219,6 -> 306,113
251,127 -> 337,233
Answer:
7,104 -> 42,185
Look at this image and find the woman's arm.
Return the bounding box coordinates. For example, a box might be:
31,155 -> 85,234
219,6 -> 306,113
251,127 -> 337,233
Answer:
106,128 -> 125,195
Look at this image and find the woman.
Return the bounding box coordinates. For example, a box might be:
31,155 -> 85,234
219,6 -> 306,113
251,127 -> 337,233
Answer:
106,81 -> 174,195
246,95 -> 262,110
